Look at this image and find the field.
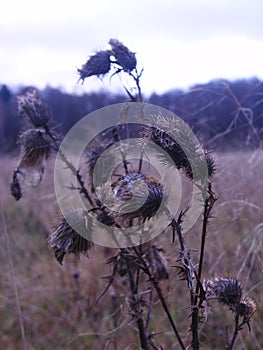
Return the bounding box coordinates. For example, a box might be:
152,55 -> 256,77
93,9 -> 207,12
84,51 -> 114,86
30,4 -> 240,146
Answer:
1,151 -> 263,350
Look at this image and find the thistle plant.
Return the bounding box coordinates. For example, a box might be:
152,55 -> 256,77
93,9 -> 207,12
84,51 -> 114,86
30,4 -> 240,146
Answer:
11,90 -> 55,200
10,39 -> 256,350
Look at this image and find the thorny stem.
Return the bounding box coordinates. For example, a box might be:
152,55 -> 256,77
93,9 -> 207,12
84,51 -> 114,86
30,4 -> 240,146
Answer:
171,216 -> 197,349
122,249 -> 149,350
45,128 -> 94,206
191,182 -> 216,350
197,182 -> 216,284
171,216 -> 195,302
132,246 -> 186,350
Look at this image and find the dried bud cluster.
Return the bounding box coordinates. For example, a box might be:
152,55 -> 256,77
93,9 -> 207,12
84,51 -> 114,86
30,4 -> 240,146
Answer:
78,38 -> 137,82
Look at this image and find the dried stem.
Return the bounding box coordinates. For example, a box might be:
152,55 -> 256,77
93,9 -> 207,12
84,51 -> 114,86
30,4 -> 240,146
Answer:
226,314 -> 240,350
197,183 -> 216,282
45,128 -> 94,206
129,68 -> 143,103
132,246 -> 186,350
123,249 -> 149,350
191,182 -> 216,350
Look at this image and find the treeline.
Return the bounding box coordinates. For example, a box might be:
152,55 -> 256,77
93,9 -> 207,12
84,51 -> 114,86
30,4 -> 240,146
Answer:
0,77 -> 263,153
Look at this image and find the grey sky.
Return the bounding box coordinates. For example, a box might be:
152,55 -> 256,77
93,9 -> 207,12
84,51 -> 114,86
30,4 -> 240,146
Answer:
1,0 -> 263,94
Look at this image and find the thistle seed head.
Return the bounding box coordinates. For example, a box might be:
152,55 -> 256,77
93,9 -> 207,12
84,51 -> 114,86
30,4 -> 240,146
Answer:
236,297 -> 256,321
208,277 -> 243,307
112,171 -> 164,227
78,50 -> 111,81
49,209 -> 94,264
109,38 -> 137,72
19,128 -> 51,167
17,90 -> 51,128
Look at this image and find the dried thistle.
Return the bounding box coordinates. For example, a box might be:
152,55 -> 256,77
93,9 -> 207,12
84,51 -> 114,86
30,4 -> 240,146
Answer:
17,90 -> 51,128
142,125 -> 215,184
18,128 -> 51,167
49,209 -> 94,264
10,128 -> 52,198
236,297 -> 256,323
206,278 -> 243,307
142,117 -> 216,183
11,91 -> 56,200
112,171 -> 164,227
78,50 -> 111,81
109,38 -> 137,72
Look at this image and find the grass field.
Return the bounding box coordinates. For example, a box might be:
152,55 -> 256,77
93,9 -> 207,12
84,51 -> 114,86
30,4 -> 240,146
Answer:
1,151 -> 263,350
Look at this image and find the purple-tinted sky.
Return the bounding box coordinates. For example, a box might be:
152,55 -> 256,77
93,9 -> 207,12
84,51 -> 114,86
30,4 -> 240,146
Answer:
1,0 -> 263,94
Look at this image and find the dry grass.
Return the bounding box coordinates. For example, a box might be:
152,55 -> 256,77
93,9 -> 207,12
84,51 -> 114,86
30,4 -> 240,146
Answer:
0,151 -> 263,349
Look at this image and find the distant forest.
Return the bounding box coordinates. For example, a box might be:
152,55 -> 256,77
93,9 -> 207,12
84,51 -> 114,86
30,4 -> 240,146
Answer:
0,77 -> 263,153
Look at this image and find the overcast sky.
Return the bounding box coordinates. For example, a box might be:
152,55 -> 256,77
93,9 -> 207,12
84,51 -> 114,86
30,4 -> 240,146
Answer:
1,0 -> 263,95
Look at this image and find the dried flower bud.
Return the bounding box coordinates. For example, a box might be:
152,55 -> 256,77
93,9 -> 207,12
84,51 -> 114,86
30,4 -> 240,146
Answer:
78,50 -> 111,81
142,119 -> 216,182
145,244 -> 169,281
49,209 -> 94,264
112,171 -> 164,227
236,297 -> 256,321
109,38 -> 137,72
19,129 -> 51,167
17,90 -> 51,128
208,278 -> 243,307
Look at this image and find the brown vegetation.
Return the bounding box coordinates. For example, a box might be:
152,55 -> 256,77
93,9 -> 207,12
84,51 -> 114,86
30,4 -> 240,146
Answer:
1,151 -> 262,349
